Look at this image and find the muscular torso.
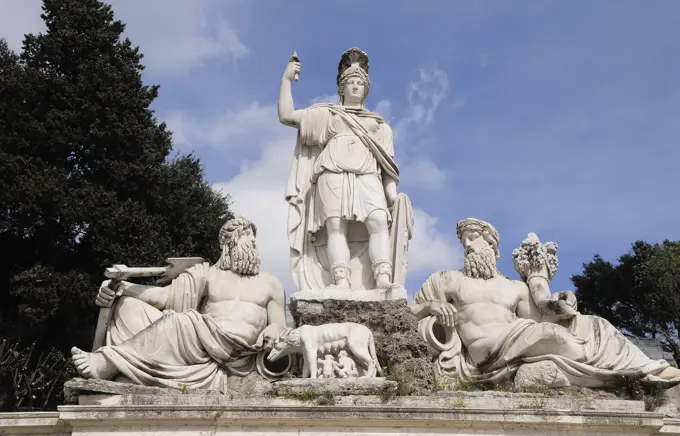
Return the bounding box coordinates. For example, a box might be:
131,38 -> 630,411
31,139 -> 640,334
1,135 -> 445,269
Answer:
445,274 -> 529,364
202,268 -> 273,344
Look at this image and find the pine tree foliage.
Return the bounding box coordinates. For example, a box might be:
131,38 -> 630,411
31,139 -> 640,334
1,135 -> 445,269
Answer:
0,1 -> 232,409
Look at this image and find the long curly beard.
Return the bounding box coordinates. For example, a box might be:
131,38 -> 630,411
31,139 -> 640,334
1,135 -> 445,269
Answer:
216,240 -> 261,276
463,245 -> 499,280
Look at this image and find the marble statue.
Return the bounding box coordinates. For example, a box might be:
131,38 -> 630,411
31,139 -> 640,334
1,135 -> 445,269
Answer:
279,47 -> 414,292
317,354 -> 337,379
411,218 -> 680,388
71,216 -> 289,392
267,322 -> 382,379
335,350 -> 359,378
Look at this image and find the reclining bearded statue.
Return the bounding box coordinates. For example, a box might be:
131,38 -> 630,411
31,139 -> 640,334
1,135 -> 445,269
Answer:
411,218 -> 680,388
71,216 -> 288,392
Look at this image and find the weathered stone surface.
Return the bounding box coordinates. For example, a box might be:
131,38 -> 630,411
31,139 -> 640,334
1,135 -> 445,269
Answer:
224,371 -> 276,399
290,298 -> 435,394
290,287 -> 407,303
6,392 -> 680,435
65,373 -> 279,404
63,377 -> 219,404
514,361 -> 571,390
272,377 -> 397,396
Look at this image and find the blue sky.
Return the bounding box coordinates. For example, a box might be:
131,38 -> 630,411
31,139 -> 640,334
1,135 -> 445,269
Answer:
2,0 -> 679,298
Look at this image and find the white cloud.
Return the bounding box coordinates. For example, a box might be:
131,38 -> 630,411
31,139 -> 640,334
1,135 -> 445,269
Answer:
382,68 -> 453,191
308,94 -> 339,105
373,100 -> 392,121
200,96 -> 459,293
0,0 -> 246,73
395,67 -> 450,139
409,209 -> 462,274
109,0 -> 247,73
401,158 -> 448,190
212,135 -> 296,291
166,103 -> 281,151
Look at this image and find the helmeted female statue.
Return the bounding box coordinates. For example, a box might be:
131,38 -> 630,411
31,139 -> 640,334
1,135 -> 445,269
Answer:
279,48 -> 413,292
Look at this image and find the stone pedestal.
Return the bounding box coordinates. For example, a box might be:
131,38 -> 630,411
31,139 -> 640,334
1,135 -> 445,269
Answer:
272,378 -> 397,397
289,289 -> 435,395
4,392 -> 680,435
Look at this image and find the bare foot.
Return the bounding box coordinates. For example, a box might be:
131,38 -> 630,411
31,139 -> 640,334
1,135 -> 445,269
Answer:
71,347 -> 117,380
658,366 -> 680,381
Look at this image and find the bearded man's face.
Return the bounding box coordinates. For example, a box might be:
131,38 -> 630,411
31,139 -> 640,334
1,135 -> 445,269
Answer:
461,231 -> 498,280
216,225 -> 261,275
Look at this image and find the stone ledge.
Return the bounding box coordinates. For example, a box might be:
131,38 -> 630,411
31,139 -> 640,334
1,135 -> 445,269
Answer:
2,400 -> 679,435
290,287 -> 408,303
63,377 -> 219,402
272,377 -> 397,396
56,402 -> 665,432
0,412 -> 66,435
435,390 -> 643,412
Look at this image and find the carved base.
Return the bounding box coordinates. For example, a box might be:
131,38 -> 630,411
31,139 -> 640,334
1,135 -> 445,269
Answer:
272,377 -> 397,397
289,296 -> 435,395
63,378 -> 220,404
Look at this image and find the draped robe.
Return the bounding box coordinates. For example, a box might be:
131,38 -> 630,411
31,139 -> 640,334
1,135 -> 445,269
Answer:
285,104 -> 413,291
98,263 -> 262,392
415,271 -> 676,388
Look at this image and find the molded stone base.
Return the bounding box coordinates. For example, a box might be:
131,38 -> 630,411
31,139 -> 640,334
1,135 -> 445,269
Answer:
4,393 -> 680,435
64,371 -> 277,404
272,377 -> 397,397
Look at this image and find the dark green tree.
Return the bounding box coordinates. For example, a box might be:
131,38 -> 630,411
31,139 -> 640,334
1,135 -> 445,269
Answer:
0,0 -> 231,409
572,240 -> 680,362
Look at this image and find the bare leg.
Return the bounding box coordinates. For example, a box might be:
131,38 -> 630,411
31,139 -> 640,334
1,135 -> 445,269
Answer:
326,217 -> 351,289
365,210 -> 392,289
71,347 -> 118,380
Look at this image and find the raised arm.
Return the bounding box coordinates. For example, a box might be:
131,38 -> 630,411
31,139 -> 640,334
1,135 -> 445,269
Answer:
278,60 -> 303,128
512,233 -> 577,320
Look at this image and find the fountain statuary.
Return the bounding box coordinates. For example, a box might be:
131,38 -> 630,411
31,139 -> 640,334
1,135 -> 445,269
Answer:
30,48 -> 680,436
69,216 -> 295,394
412,218 -> 680,389
280,47 -> 413,294
277,48 -> 433,395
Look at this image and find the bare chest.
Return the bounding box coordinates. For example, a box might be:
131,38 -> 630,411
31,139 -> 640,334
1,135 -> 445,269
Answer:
454,277 -> 519,310
205,270 -> 269,305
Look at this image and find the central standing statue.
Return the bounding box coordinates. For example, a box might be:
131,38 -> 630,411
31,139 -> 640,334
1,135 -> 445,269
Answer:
279,48 -> 413,292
